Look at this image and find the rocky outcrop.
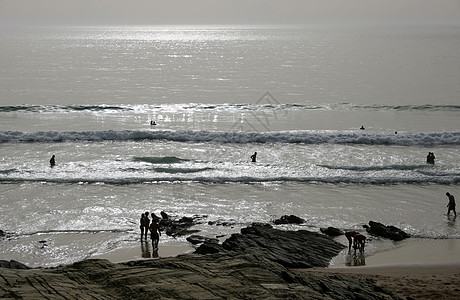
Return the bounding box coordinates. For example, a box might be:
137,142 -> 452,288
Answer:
0,260 -> 30,269
0,224 -> 401,300
196,223 -> 346,269
320,226 -> 344,237
364,221 -> 411,241
273,215 -> 305,225
0,254 -> 401,300
160,215 -> 206,237
186,235 -> 219,245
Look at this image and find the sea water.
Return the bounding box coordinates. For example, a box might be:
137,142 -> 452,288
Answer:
0,26 -> 459,267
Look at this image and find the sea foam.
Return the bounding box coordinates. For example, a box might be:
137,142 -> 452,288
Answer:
1,130 -> 459,146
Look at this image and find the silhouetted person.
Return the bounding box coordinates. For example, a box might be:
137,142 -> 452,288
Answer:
426,152 -> 435,164
49,155 -> 56,167
344,231 -> 359,252
353,233 -> 366,253
150,120 -> 156,126
149,217 -> 161,250
250,152 -> 257,162
446,192 -> 456,217
140,212 -> 150,240
360,126 -> 365,130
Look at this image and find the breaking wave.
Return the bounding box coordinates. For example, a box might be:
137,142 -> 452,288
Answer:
1,175 -> 459,185
1,129 -> 459,146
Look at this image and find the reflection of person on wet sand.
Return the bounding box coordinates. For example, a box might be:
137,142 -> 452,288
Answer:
345,254 -> 366,266
149,217 -> 161,250
141,241 -> 151,258
152,248 -> 159,258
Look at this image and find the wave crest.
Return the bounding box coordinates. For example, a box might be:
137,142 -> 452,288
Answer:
1,130 -> 459,146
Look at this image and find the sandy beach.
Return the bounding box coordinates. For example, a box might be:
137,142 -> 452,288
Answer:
91,237 -> 460,299
320,238 -> 460,299
307,263 -> 460,299
92,236 -> 460,266
2,224 -> 460,299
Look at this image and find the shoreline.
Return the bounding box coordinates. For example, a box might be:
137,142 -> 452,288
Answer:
305,263 -> 460,300
2,225 -> 459,299
91,236 -> 460,267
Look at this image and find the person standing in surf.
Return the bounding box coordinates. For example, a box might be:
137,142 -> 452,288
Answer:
49,155 -> 56,167
426,152 -> 435,164
446,192 -> 456,217
250,152 -> 257,163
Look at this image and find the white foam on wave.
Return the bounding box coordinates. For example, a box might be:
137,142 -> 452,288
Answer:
1,130 -> 459,145
1,174 -> 459,185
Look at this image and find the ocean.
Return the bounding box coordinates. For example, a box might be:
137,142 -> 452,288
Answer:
0,25 -> 459,268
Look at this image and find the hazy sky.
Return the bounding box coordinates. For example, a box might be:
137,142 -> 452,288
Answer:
1,0 -> 460,26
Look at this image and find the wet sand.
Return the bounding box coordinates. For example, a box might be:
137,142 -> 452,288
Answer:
306,263 -> 460,299
93,237 -> 460,299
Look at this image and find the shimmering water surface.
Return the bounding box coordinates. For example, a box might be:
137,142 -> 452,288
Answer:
1,26 -> 459,267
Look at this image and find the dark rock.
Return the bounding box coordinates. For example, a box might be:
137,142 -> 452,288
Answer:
365,221 -> 411,241
160,211 -> 169,220
195,240 -> 224,255
0,260 -> 30,269
220,223 -> 345,268
186,235 -> 219,245
0,256 -> 400,299
320,227 -> 343,236
273,215 -> 305,225
161,215 -> 206,237
208,219 -> 237,227
0,229 -> 401,300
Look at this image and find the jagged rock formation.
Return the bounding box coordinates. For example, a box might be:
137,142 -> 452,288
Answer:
273,214 -> 305,225
364,221 -> 411,241
0,223 -> 401,299
320,227 -> 344,237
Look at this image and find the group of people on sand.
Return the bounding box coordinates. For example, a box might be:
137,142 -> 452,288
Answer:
140,212 -> 161,250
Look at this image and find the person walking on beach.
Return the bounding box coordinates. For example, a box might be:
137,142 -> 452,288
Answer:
250,152 -> 257,163
49,155 -> 56,167
149,217 -> 161,250
446,192 -> 456,217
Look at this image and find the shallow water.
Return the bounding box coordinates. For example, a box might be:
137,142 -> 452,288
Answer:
1,25 -> 459,267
